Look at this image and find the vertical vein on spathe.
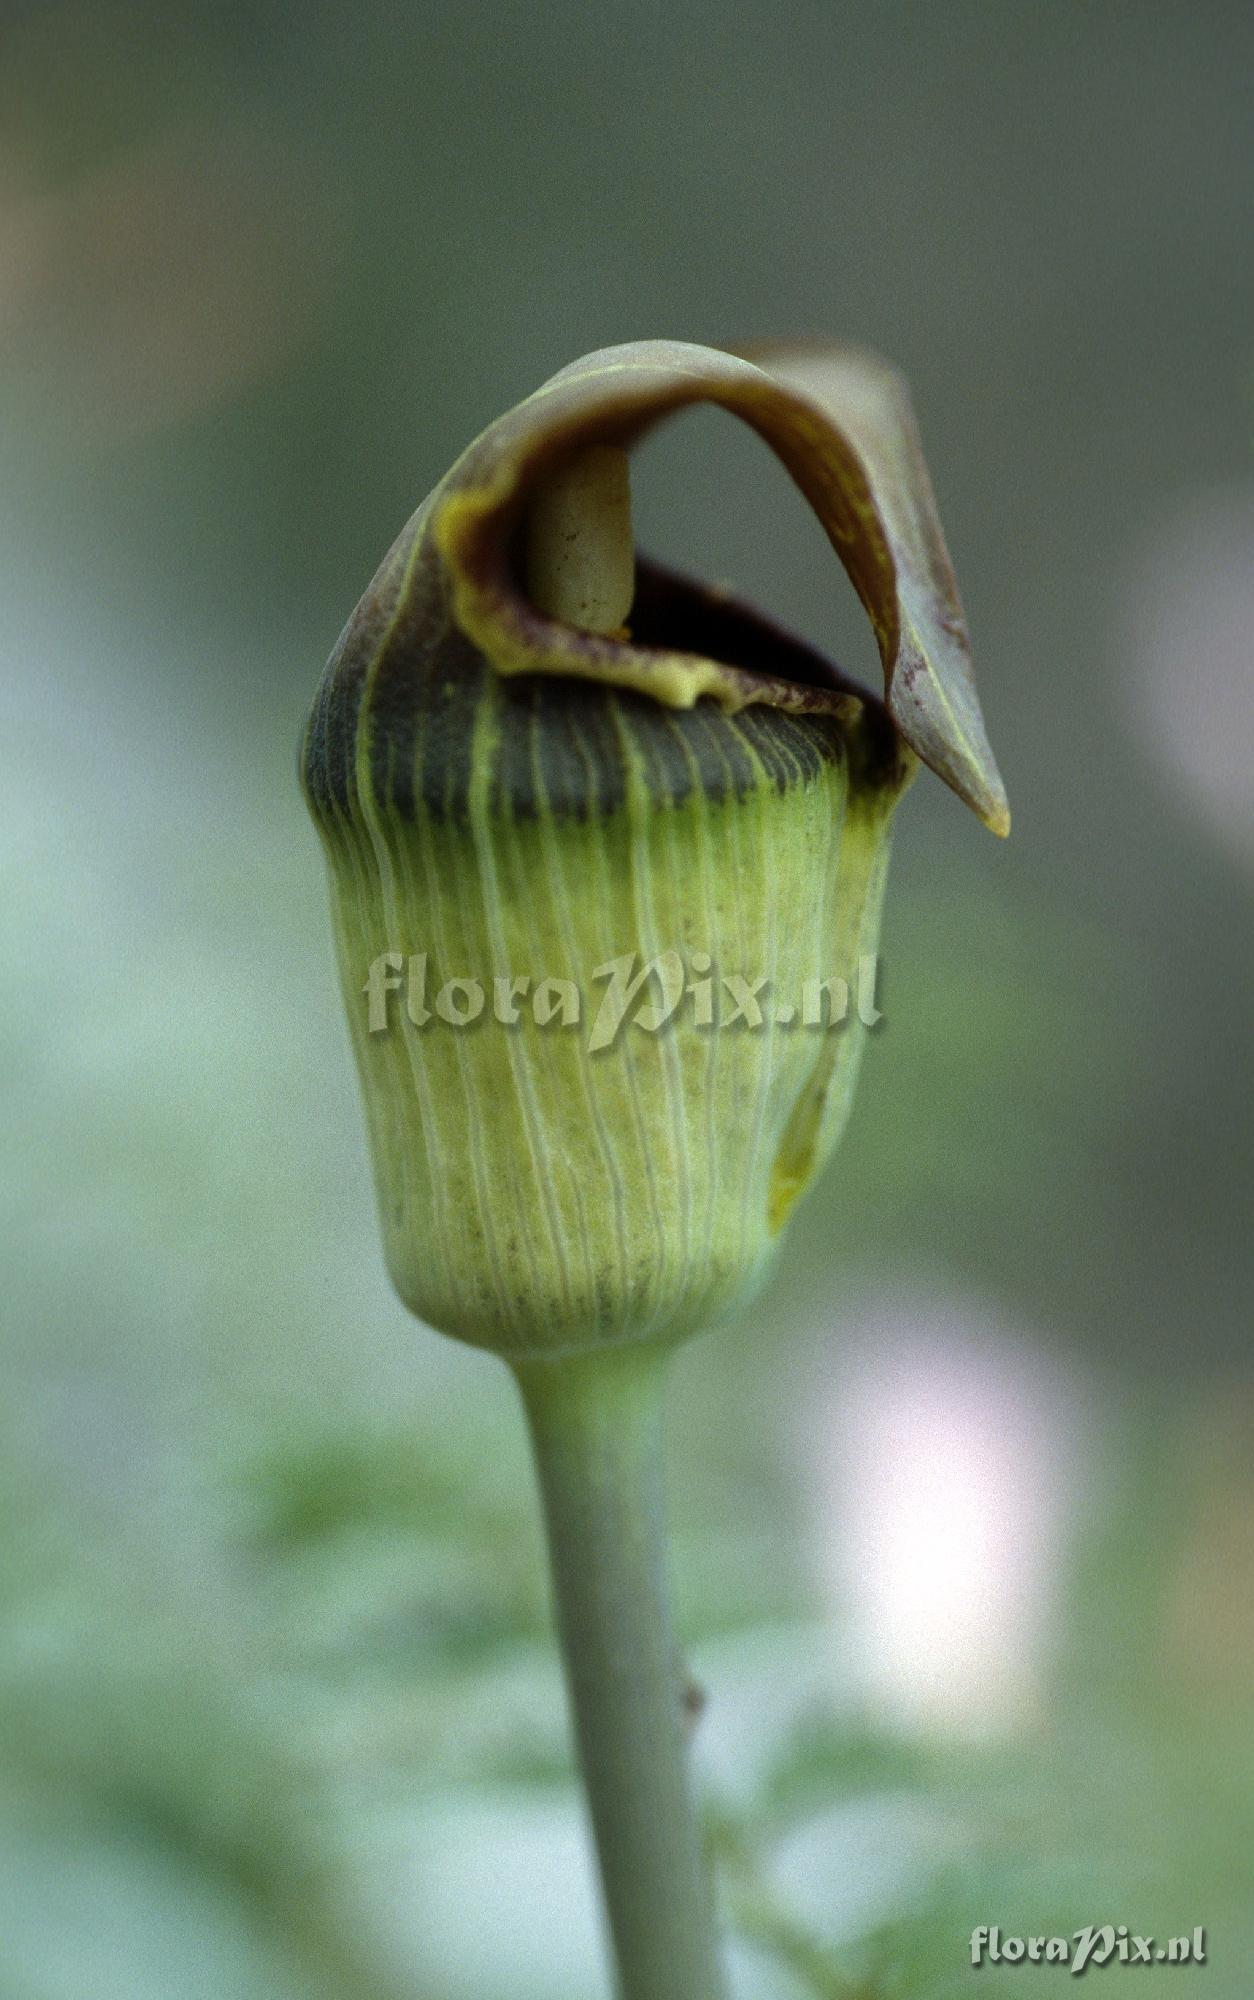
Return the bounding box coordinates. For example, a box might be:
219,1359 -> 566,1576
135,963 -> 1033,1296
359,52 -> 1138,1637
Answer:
348,705 -> 459,1312
612,701 -> 693,1333
766,763 -> 893,1233
651,712 -> 710,1306
325,812 -> 422,1269
414,696 -> 521,1338
725,714 -> 783,1248
376,738 -> 459,1304
511,696 -> 599,1325
528,707 -> 633,1335
340,600 -> 461,1312
582,707 -> 669,1341
670,712 -> 723,1317
468,684 -> 579,1339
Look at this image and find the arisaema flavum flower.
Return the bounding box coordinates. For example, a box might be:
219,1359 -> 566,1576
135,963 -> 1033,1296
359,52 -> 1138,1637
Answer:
301,340 -> 1007,2000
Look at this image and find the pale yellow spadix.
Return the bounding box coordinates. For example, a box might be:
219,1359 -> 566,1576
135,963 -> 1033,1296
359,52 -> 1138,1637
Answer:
526,445 -> 636,635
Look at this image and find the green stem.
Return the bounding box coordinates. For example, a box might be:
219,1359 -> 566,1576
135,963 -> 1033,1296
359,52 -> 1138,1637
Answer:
514,1345 -> 727,2000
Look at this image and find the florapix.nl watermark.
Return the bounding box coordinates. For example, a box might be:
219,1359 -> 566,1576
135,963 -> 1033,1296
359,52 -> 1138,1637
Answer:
362,949 -> 884,1052
970,1926 -> 1207,1973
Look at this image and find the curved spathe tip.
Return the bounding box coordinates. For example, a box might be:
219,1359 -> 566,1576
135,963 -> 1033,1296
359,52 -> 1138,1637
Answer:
425,337 -> 1009,833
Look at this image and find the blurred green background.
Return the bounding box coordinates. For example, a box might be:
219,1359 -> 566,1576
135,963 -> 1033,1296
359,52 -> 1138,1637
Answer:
2,4 -> 1252,1995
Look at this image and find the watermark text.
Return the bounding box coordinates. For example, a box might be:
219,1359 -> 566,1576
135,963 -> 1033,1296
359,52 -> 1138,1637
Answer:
970,1925 -> 1207,1973
362,949 -> 884,1051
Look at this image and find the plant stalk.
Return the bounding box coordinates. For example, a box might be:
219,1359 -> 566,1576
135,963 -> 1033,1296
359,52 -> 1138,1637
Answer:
514,1345 -> 727,2000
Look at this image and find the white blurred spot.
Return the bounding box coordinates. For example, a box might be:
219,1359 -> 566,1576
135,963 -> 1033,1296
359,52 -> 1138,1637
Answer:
804,1290 -> 1090,1738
